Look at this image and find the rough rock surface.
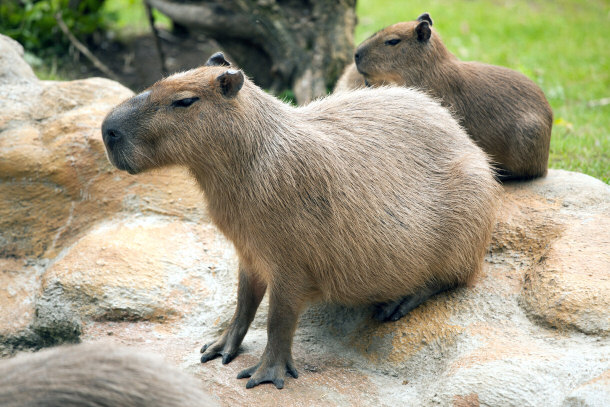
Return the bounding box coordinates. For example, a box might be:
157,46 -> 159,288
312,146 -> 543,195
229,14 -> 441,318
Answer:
0,72 -> 205,259
0,34 -> 37,85
1,43 -> 608,406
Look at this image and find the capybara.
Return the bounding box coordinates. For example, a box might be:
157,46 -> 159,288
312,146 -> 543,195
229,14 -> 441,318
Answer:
0,343 -> 217,407
101,52 -> 499,389
333,62 -> 365,92
354,13 -> 553,180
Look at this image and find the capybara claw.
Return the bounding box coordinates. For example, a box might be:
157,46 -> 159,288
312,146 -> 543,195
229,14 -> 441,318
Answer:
236,364 -> 257,379
238,359 -> 297,389
221,353 -> 233,365
200,353 -> 214,363
242,368 -> 285,389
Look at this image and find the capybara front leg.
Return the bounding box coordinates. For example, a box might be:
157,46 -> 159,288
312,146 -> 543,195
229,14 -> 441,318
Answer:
237,285 -> 302,389
200,264 -> 266,364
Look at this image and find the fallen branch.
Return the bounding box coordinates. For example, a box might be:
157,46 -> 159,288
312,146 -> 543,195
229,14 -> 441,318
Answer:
54,12 -> 120,82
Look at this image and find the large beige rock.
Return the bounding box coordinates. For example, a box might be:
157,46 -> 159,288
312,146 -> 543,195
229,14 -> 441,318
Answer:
1,46 -> 608,406
563,370 -> 610,407
0,47 -> 207,350
41,218 -> 234,322
518,173 -> 610,336
48,173 -> 605,407
0,74 -> 205,259
0,34 -> 37,85
0,259 -> 40,355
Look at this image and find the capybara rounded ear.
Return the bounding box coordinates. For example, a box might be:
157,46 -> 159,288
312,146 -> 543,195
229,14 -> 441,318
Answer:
216,69 -> 244,98
205,52 -> 231,67
417,12 -> 433,26
415,21 -> 432,42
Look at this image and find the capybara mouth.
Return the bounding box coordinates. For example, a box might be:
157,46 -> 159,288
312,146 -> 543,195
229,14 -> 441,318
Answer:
355,65 -> 367,76
120,161 -> 138,175
109,153 -> 138,174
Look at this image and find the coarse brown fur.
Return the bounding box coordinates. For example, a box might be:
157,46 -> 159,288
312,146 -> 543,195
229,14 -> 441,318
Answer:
333,62 -> 365,92
354,13 -> 553,180
0,343 -> 217,407
101,53 -> 500,389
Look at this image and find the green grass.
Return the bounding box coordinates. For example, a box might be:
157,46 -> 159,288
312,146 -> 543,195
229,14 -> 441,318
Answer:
356,0 -> 610,183
103,0 -> 170,37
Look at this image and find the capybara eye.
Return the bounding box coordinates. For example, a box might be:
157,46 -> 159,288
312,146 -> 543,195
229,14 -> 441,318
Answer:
385,38 -> 401,46
171,97 -> 200,108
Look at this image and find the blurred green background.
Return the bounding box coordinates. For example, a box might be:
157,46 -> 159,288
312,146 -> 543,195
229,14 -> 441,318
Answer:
1,0 -> 608,182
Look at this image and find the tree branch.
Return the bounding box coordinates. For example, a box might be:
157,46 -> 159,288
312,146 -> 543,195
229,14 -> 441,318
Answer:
54,12 -> 120,82
146,0 -> 262,38
144,2 -> 168,76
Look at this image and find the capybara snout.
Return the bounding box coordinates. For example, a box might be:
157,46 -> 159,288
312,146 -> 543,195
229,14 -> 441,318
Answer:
102,94 -> 146,173
102,61 -> 245,175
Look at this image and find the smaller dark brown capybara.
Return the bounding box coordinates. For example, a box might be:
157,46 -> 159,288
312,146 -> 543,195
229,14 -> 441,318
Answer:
0,343 -> 217,407
101,52 -> 499,389
354,13 -> 553,180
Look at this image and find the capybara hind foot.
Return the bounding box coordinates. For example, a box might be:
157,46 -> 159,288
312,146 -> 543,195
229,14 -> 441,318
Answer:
237,352 -> 298,389
373,284 -> 454,322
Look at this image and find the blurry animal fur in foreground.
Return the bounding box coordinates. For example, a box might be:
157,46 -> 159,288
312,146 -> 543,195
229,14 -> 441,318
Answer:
0,343 -> 217,407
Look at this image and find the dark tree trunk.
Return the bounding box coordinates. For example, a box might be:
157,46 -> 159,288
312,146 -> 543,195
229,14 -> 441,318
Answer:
146,0 -> 357,104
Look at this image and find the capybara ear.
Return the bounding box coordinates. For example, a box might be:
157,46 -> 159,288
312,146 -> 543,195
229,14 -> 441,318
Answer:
417,12 -> 433,26
205,52 -> 231,67
216,69 -> 244,98
415,21 -> 432,42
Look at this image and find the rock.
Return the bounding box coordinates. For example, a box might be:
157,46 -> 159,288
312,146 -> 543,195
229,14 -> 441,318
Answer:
563,371 -> 610,407
517,172 -> 610,336
41,218 -> 235,322
522,217 -> 610,335
0,46 -> 207,350
0,259 -> 40,355
0,74 -> 205,259
66,173 -> 605,407
1,45 -> 608,406
0,34 -> 37,85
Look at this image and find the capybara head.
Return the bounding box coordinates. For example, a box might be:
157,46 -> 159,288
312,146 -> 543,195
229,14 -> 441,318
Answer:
355,13 -> 439,84
101,52 -> 244,174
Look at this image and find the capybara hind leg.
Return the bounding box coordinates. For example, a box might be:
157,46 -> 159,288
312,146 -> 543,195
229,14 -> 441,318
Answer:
373,283 -> 454,322
201,264 -> 266,364
237,283 -> 303,389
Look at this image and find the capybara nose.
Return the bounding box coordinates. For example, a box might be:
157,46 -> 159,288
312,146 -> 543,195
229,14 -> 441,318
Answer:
102,127 -> 122,148
354,52 -> 361,63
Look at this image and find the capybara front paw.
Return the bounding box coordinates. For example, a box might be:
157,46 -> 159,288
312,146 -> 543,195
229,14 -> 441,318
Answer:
237,357 -> 298,389
199,337 -> 238,365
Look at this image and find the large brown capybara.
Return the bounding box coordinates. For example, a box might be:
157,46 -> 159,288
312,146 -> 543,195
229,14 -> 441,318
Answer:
354,13 -> 553,180
101,52 -> 499,389
0,343 -> 217,407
